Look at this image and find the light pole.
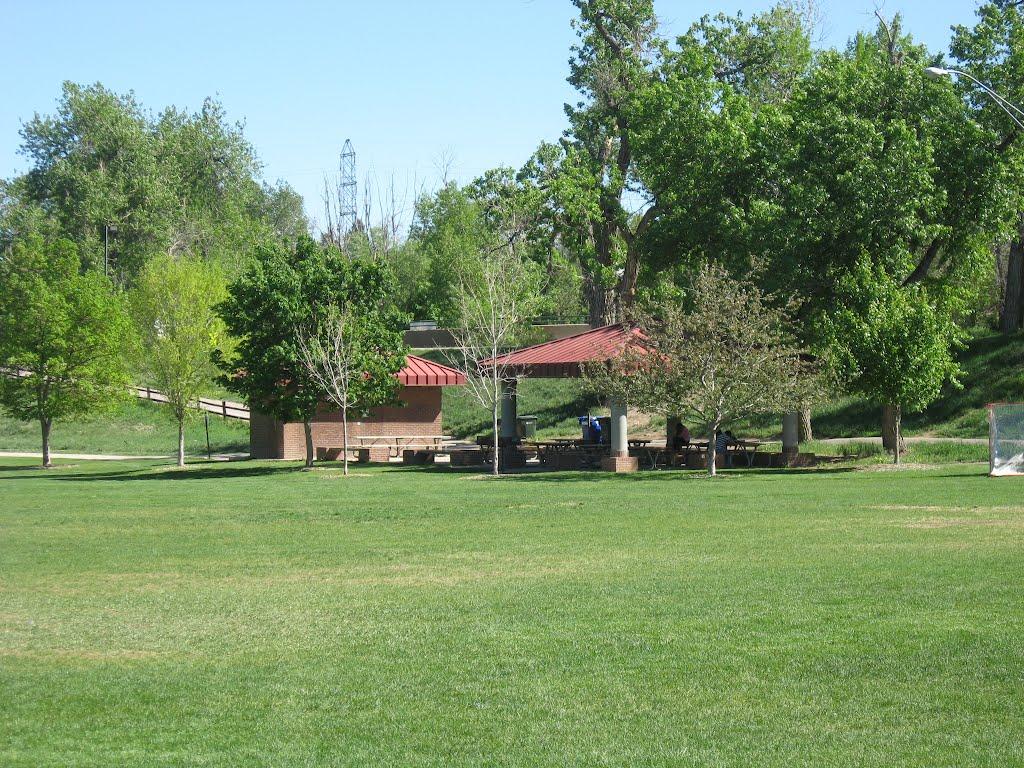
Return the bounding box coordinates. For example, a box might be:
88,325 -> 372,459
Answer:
924,66 -> 1024,131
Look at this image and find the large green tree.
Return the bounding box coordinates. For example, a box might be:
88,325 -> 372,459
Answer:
952,1 -> 1024,332
825,263 -> 962,464
8,82 -> 307,282
0,227 -> 134,467
216,236 -> 406,468
524,0 -> 661,325
628,14 -> 1014,442
130,254 -> 230,467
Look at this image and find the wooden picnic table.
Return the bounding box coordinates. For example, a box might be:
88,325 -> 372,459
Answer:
528,439 -> 606,468
351,435 -> 452,459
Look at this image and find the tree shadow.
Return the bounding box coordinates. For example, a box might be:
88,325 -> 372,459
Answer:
4,461 -> 302,483
496,466 -> 858,483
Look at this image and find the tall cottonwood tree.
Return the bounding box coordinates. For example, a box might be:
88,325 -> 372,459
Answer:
629,15 -> 1014,444
952,1 -> 1024,332
524,0 -> 661,325
10,82 -> 306,282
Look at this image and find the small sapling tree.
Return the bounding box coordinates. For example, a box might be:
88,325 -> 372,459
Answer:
589,263 -> 816,476
296,296 -> 406,476
130,253 -> 229,467
446,242 -> 541,476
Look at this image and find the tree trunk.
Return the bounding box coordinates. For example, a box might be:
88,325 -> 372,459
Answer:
882,405 -> 904,459
342,410 -> 349,477
586,280 -> 616,326
303,420 -> 314,469
177,418 -> 185,468
1002,233 -> 1024,334
893,405 -> 902,466
706,425 -> 718,478
40,418 -> 52,468
491,401 -> 500,477
798,407 -> 813,443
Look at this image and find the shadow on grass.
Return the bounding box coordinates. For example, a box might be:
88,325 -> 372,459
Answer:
497,466 -> 859,483
2,461 -> 302,483
383,463 -> 859,482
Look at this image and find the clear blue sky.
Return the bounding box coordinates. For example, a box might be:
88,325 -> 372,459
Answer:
1,0 -> 985,229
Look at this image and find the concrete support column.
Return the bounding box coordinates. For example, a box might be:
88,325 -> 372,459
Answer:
602,398 -> 638,473
499,379 -> 518,440
782,411 -> 799,466
610,398 -> 628,458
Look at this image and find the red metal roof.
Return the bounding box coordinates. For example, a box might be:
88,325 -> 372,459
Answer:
483,324 -> 644,378
397,354 -> 466,387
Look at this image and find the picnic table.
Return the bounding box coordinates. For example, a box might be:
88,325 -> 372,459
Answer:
628,439 -> 664,470
529,439 -> 606,469
351,435 -> 452,459
727,439 -> 763,467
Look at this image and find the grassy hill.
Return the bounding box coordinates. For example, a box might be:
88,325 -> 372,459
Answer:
814,330 -> 1024,439
0,399 -> 249,457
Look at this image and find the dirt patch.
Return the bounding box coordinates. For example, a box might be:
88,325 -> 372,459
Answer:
902,517 -> 1023,530
859,463 -> 940,472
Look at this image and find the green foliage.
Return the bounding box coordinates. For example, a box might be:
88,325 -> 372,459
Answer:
409,183 -> 493,324
0,229 -> 133,463
952,2 -> 1024,141
216,236 -> 408,464
825,263 -> 963,415
129,254 -> 229,464
9,82 -> 307,282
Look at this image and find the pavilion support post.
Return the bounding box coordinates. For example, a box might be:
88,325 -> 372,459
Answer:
499,380 -> 518,441
782,412 -> 799,467
499,379 -> 521,470
602,397 -> 638,473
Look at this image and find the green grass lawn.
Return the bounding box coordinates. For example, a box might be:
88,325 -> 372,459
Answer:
0,399 -> 250,456
2,458 -> 1022,766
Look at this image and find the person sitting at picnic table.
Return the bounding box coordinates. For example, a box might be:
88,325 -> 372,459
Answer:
715,429 -> 737,468
672,422 -> 690,452
589,416 -> 603,444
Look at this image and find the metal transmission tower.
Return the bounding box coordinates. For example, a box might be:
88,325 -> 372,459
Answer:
338,139 -> 357,236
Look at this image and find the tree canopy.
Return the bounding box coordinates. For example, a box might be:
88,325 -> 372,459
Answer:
215,236 -> 407,468
0,226 -> 134,466
3,81 -> 307,283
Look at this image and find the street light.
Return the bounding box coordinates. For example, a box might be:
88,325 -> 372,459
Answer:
924,66 -> 1024,131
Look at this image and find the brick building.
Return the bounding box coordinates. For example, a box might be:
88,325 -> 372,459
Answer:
249,355 -> 465,460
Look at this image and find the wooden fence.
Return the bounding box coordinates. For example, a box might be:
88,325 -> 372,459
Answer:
3,368 -> 250,421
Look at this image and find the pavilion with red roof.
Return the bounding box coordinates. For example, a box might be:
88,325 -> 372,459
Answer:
484,324 -> 645,472
250,354 -> 465,461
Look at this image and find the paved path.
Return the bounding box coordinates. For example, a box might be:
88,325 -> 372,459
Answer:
0,451 -> 249,462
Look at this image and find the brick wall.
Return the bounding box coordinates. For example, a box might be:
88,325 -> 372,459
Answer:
252,386 -> 444,460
